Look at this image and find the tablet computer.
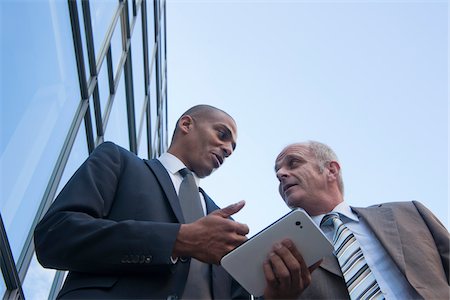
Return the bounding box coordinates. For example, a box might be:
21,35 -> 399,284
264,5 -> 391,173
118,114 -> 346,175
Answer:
220,208 -> 333,297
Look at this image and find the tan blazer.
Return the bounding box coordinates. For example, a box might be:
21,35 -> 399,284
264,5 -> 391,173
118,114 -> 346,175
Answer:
299,201 -> 449,300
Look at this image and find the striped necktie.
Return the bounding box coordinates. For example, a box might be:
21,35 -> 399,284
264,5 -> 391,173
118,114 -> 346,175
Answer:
321,213 -> 384,300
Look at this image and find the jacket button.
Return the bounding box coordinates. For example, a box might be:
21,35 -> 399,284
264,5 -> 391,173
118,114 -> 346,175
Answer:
145,255 -> 152,263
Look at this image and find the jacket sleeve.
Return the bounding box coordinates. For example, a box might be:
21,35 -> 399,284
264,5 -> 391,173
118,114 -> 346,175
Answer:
413,200 -> 450,285
34,142 -> 180,275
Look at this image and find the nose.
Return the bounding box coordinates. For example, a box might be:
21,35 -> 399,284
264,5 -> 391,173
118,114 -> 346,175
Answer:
276,167 -> 288,182
222,142 -> 233,158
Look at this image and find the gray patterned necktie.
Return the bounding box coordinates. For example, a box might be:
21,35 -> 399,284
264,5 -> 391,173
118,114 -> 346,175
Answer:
321,213 -> 384,300
178,168 -> 204,223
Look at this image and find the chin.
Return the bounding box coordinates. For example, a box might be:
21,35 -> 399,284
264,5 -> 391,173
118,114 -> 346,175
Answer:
285,197 -> 303,210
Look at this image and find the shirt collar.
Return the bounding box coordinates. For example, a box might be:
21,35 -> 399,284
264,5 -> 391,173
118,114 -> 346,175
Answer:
312,201 -> 359,227
157,152 -> 201,186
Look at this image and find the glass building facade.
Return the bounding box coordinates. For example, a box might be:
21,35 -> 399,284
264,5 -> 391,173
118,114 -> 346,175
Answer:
0,1 -> 168,299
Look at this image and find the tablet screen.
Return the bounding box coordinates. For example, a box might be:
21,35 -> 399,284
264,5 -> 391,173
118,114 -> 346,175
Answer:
220,209 -> 333,296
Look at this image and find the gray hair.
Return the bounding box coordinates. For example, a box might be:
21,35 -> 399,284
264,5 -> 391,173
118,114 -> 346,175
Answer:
305,140 -> 345,195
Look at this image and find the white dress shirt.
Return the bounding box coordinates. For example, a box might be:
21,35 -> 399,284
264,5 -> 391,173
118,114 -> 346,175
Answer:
157,152 -> 207,215
312,202 -> 420,299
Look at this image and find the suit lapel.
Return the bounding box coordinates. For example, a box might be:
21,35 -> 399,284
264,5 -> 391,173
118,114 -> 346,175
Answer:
200,188 -> 220,214
319,255 -> 343,277
145,159 -> 185,223
320,205 -> 407,279
352,206 -> 407,275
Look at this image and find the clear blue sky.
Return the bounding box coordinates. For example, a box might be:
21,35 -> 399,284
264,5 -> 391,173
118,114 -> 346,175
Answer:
166,0 -> 448,235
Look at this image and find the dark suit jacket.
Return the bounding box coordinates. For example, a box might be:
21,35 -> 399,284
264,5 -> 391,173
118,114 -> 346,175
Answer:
34,142 -> 249,299
299,201 -> 450,299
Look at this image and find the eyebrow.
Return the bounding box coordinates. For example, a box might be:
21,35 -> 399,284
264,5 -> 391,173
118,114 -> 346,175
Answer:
274,154 -> 304,171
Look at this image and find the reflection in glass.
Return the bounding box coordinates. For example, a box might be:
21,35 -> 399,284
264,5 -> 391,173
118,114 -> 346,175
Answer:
89,0 -> 117,61
110,17 -> 123,91
24,120 -> 88,299
147,0 -> 156,55
0,273 -> 5,298
55,121 -> 89,196
22,253 -> 56,300
0,0 -> 79,261
76,0 -> 89,86
104,76 -> 130,149
132,10 -> 145,147
149,62 -> 158,158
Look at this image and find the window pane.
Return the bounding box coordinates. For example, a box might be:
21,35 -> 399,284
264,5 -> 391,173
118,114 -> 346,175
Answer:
104,74 -> 130,149
76,0 -> 90,85
23,119 -> 88,299
22,253 -> 56,300
138,113 -> 149,158
89,0 -> 117,60
0,0 -> 80,261
0,272 -> 5,298
131,8 -> 145,142
147,0 -> 156,54
55,120 -> 89,197
110,15 -> 123,94
149,61 -> 158,157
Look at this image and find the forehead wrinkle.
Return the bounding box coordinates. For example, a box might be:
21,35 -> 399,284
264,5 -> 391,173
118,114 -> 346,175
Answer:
275,144 -> 310,170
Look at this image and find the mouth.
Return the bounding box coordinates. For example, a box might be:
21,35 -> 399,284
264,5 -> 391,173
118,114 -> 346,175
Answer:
282,183 -> 297,194
212,153 -> 224,167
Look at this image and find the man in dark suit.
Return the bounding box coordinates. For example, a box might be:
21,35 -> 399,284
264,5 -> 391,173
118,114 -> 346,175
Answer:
34,105 -> 310,299
274,140 -> 449,299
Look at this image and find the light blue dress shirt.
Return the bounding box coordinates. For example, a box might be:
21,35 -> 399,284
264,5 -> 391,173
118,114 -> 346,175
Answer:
312,202 -> 420,299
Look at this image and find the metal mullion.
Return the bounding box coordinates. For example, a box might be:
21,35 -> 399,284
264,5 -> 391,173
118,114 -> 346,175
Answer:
16,99 -> 90,283
141,0 -> 150,96
81,0 -> 97,77
162,0 -> 168,149
106,47 -> 115,95
47,270 -> 65,300
140,0 -> 152,158
97,92 -> 115,146
132,0 -> 137,17
0,214 -> 25,300
85,76 -> 104,139
80,0 -> 104,140
136,93 -> 148,149
95,1 -> 123,74
99,48 -> 127,144
153,0 -> 162,156
68,0 -> 89,100
146,95 -> 152,158
121,0 -> 137,153
83,100 -> 95,154
146,39 -> 157,156
14,0 -> 89,284
124,52 -> 137,154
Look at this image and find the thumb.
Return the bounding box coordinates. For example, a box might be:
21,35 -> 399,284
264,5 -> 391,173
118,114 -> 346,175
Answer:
308,259 -> 323,273
213,200 -> 246,218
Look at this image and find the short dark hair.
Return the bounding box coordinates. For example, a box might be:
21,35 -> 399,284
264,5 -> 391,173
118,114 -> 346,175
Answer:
170,104 -> 234,142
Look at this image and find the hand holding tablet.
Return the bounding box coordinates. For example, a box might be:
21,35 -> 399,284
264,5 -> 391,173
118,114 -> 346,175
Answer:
221,209 -> 333,297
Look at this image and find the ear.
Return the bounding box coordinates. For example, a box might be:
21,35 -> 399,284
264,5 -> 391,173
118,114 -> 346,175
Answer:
178,115 -> 193,134
327,161 -> 340,181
